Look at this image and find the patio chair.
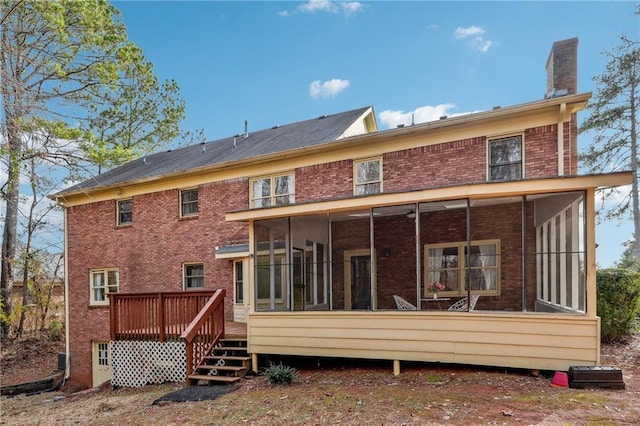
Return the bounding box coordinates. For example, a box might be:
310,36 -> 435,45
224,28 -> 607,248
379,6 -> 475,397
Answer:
448,295 -> 480,312
393,295 -> 417,310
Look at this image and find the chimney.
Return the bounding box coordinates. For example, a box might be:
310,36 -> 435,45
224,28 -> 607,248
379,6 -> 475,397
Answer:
545,37 -> 578,98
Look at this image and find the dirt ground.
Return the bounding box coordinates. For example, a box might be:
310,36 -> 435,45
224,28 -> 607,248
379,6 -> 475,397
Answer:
1,334 -> 639,425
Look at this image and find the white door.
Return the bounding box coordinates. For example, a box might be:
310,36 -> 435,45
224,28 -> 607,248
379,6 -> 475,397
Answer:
92,341 -> 111,387
233,259 -> 249,322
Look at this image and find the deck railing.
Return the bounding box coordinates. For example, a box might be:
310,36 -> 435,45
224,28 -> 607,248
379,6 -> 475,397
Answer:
180,289 -> 226,377
109,291 -> 216,341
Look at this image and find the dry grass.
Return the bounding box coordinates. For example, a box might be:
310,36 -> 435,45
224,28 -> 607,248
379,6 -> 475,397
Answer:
2,334 -> 639,425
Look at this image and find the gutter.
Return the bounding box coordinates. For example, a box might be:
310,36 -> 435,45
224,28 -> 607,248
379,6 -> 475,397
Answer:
558,102 -> 567,175
63,207 -> 70,381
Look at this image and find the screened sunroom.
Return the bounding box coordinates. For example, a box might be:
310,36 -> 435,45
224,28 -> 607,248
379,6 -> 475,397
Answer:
252,191 -> 587,315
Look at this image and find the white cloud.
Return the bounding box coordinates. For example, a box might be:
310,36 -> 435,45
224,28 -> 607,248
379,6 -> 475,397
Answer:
340,2 -> 364,16
279,1 -> 365,17
309,78 -> 350,99
472,37 -> 492,53
454,25 -> 485,39
378,104 -> 483,129
454,25 -> 493,53
299,0 -> 338,13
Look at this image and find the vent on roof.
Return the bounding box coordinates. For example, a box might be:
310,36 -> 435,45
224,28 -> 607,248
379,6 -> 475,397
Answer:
397,124 -> 405,128
271,125 -> 280,129
439,116 -> 447,120
318,115 -> 327,119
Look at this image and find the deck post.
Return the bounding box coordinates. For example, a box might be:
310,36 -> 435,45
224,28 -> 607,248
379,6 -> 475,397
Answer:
109,294 -> 117,341
393,360 -> 400,376
158,293 -> 165,342
252,353 -> 259,373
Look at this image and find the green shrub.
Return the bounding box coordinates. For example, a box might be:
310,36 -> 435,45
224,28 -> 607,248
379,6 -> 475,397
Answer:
597,268 -> 640,344
48,318 -> 63,341
263,362 -> 297,385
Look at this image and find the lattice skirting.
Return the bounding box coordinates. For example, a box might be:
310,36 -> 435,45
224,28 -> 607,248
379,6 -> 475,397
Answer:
111,341 -> 186,387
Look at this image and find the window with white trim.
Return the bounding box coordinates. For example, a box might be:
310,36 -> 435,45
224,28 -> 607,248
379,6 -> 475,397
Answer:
354,157 -> 382,195
183,263 -> 204,289
425,240 -> 500,296
117,199 -> 132,226
180,188 -> 199,217
90,269 -> 119,305
256,254 -> 286,303
488,135 -> 523,181
250,173 -> 295,208
234,260 -> 244,304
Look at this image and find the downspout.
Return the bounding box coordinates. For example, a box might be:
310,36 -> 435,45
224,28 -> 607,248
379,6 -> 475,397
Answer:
63,204 -> 70,380
522,195 -> 528,312
369,207 -> 375,310
466,198 -> 471,311
557,103 -> 567,175
415,202 -> 420,307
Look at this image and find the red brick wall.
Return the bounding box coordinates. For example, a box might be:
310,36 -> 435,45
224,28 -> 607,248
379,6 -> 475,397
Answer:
383,137 -> 486,191
67,121 -> 562,386
66,179 -> 248,387
297,123 -> 564,205
297,160 -> 353,203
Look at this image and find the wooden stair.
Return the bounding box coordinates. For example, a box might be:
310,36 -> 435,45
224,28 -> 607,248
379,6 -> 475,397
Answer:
187,338 -> 250,386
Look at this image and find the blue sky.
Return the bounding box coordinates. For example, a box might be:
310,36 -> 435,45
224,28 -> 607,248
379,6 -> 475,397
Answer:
112,0 -> 638,266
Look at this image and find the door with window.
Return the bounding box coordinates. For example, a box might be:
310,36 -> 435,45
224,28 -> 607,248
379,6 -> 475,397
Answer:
92,341 -> 111,387
233,259 -> 249,322
292,248 -> 306,310
344,250 -> 373,310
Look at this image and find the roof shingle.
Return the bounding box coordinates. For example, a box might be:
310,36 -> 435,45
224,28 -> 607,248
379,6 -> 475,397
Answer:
58,106 -> 372,195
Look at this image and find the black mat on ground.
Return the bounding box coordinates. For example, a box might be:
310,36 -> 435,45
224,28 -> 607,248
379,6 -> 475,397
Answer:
153,384 -> 241,404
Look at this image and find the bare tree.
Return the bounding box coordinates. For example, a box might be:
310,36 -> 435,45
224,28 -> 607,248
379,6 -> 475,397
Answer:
580,33 -> 640,259
1,1 -> 191,337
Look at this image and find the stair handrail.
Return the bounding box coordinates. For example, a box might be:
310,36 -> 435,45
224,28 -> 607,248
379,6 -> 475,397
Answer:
180,289 -> 226,377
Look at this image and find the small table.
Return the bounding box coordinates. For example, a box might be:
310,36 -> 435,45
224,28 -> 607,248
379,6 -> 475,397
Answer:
421,297 -> 451,310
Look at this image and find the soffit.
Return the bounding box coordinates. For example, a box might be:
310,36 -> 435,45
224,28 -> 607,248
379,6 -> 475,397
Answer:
225,171 -> 632,222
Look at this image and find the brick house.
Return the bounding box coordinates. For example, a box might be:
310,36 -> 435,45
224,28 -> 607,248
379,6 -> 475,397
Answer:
52,38 -> 632,388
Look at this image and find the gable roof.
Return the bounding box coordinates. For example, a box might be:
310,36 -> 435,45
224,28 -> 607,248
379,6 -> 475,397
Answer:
57,106 -> 374,195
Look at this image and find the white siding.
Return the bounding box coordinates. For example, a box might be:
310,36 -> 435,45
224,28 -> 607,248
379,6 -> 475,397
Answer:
248,311 -> 599,371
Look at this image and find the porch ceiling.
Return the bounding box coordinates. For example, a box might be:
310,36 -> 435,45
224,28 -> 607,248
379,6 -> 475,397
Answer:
225,171 -> 632,222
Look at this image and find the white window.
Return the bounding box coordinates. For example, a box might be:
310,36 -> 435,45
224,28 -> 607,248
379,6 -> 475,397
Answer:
488,135 -> 523,181
250,173 -> 295,208
354,157 -> 382,195
425,240 -> 500,296
256,254 -> 286,304
117,199 -> 132,226
180,188 -> 199,217
90,269 -> 119,305
183,263 -> 204,289
234,260 -> 244,304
